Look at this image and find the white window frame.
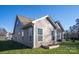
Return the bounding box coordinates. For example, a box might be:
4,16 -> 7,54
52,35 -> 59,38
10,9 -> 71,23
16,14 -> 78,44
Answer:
22,31 -> 24,37
37,28 -> 44,41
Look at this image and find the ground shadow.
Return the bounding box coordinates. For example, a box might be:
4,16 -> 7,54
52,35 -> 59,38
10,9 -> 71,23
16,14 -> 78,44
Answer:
0,40 -> 30,51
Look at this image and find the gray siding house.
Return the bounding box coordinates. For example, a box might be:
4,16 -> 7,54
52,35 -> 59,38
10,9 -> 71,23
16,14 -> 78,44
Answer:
12,15 -> 64,48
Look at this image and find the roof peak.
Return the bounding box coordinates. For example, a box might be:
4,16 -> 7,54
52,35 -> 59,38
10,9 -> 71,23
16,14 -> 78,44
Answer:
16,15 -> 33,21
16,15 -> 33,25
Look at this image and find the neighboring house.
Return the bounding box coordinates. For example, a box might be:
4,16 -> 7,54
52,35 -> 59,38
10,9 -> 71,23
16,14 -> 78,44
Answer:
0,28 -> 7,36
6,32 -> 12,40
12,15 -> 64,48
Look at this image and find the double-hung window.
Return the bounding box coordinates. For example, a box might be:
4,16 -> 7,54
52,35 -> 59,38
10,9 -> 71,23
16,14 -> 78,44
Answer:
38,28 -> 43,41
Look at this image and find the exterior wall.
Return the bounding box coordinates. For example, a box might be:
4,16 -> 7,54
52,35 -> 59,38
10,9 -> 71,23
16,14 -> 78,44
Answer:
12,19 -> 33,48
55,23 -> 64,42
54,29 -> 64,43
54,29 -> 57,44
57,31 -> 62,40
61,32 -> 64,42
6,33 -> 12,40
23,27 -> 33,47
34,18 -> 55,48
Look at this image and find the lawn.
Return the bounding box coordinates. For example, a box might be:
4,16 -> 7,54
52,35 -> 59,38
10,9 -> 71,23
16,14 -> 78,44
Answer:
0,38 -> 79,54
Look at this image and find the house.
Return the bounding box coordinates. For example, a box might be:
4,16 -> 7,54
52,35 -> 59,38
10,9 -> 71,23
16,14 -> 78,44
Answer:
6,32 -> 12,40
12,15 -> 64,48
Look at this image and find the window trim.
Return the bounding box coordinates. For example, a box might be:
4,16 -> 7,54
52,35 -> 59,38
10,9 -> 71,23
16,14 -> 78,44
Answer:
21,30 -> 24,40
37,28 -> 44,41
22,31 -> 24,37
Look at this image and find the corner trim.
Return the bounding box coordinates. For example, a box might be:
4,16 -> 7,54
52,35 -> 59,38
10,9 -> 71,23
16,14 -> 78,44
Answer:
33,24 -> 36,48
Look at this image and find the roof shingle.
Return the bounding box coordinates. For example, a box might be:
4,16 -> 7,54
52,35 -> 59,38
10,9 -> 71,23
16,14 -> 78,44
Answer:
17,15 -> 33,25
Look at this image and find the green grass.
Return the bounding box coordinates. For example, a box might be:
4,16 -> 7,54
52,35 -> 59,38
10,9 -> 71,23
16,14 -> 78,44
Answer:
0,38 -> 79,54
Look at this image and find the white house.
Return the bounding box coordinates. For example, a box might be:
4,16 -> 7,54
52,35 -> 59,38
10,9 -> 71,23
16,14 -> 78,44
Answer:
12,15 -> 64,48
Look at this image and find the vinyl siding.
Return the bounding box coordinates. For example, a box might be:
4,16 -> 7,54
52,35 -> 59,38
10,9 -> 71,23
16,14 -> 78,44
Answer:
12,19 -> 33,48
34,18 -> 55,48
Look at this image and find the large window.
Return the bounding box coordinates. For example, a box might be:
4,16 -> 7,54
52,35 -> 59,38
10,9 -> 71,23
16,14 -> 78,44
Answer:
38,28 -> 43,41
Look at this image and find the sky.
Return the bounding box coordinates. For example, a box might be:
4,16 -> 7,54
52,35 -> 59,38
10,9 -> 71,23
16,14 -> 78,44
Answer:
0,5 -> 79,32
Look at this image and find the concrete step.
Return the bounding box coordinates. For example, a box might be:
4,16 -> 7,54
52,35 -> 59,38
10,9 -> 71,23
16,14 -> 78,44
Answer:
41,44 -> 59,49
48,45 -> 60,49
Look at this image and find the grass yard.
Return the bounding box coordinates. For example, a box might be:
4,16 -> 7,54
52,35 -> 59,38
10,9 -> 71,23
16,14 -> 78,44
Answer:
0,38 -> 79,54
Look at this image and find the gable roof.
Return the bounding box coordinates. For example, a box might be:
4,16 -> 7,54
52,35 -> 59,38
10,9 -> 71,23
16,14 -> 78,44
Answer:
32,15 -> 57,29
55,21 -> 64,31
32,15 -> 64,32
45,16 -> 57,29
13,15 -> 64,34
16,15 -> 33,25
13,15 -> 33,34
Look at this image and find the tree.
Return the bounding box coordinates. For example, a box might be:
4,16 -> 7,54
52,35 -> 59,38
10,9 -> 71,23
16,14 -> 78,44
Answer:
0,28 -> 7,36
75,18 -> 79,32
65,18 -> 79,42
64,30 -> 70,41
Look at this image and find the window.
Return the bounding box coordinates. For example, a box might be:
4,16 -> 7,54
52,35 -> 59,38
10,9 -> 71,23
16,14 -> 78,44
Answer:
18,32 -> 20,35
52,31 -> 55,40
28,28 -> 33,41
21,30 -> 24,40
38,28 -> 43,41
22,31 -> 24,36
57,32 -> 60,40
